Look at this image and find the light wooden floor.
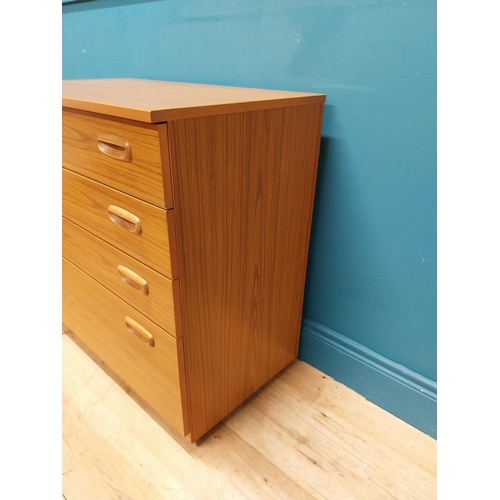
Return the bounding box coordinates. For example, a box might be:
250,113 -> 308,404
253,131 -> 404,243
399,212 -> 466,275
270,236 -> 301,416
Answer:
62,332 -> 436,500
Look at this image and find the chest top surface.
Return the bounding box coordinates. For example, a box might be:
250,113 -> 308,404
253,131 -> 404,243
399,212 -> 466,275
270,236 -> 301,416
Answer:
62,78 -> 326,123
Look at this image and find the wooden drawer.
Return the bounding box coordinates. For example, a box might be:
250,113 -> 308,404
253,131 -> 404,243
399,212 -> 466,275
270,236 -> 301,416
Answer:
62,168 -> 178,279
62,217 -> 182,337
62,257 -> 188,435
62,109 -> 172,208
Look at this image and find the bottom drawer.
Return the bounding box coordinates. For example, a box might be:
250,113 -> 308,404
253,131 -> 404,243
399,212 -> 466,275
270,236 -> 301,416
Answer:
62,257 -> 189,436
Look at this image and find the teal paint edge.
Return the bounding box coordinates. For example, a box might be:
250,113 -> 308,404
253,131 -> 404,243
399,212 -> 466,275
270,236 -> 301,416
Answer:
298,318 -> 437,439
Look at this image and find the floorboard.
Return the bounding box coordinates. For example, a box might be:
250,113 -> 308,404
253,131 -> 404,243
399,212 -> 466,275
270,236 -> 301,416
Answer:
62,332 -> 436,499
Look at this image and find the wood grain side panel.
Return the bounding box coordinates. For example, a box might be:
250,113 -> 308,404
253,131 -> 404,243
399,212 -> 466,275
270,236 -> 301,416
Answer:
62,109 -> 171,208
62,217 -> 181,337
62,168 -> 177,279
62,257 -> 189,435
169,104 -> 324,441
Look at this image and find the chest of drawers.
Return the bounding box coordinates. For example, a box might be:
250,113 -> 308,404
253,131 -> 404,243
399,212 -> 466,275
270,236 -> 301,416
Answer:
62,79 -> 325,443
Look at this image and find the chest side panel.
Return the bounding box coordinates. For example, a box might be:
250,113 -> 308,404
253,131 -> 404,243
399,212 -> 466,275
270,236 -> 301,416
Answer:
169,103 -> 324,441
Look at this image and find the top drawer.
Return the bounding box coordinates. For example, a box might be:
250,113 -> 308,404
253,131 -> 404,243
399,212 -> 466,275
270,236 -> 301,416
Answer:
62,109 -> 172,208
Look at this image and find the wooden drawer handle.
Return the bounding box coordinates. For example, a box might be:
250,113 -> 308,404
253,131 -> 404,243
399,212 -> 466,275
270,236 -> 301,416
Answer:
108,205 -> 142,235
117,265 -> 149,295
125,317 -> 154,347
97,133 -> 132,162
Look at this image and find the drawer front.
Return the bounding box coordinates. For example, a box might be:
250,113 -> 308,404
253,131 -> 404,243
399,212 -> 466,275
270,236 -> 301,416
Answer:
63,217 -> 182,337
62,168 -> 178,279
62,257 -> 189,435
62,109 -> 172,208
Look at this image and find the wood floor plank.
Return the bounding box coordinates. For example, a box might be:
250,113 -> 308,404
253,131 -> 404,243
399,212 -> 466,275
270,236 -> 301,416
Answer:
190,425 -> 321,500
224,401 -> 372,499
63,358 -> 194,499
279,363 -> 436,475
63,333 -> 246,500
224,373 -> 435,500
62,333 -> 436,500
272,367 -> 436,492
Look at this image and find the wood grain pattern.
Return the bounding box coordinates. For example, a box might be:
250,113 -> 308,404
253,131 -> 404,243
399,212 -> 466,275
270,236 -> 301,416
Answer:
62,217 -> 181,337
276,362 -> 437,478
63,109 -> 171,208
62,79 -> 326,123
62,257 -> 189,435
224,367 -> 436,499
63,333 -> 437,500
62,168 -> 177,279
169,104 -> 324,441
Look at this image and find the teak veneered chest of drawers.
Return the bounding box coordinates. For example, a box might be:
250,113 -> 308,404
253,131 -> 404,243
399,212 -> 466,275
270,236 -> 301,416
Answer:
62,79 -> 325,443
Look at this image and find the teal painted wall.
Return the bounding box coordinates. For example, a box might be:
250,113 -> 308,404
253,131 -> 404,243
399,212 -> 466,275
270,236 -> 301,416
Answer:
63,0 -> 437,436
